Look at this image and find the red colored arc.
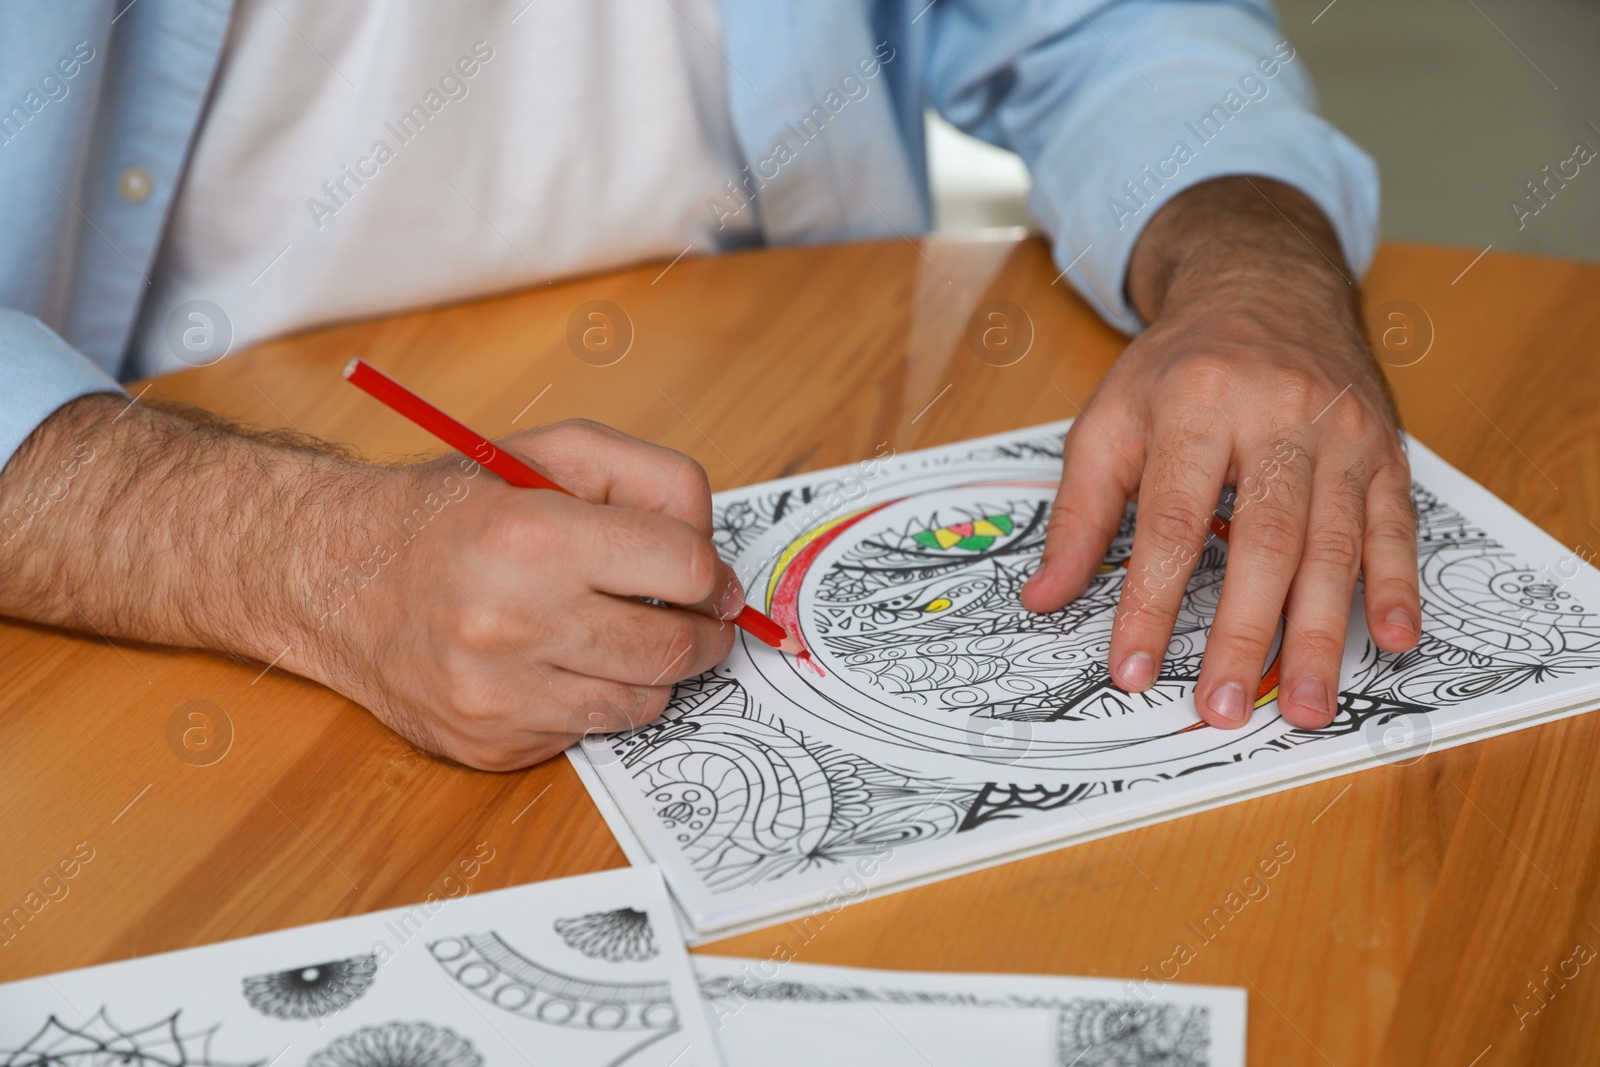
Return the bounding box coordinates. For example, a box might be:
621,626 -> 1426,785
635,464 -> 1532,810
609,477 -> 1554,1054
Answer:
768,501 -> 898,653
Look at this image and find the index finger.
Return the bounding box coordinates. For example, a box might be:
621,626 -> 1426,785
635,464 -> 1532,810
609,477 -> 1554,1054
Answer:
575,498 -> 733,610
505,419 -> 717,535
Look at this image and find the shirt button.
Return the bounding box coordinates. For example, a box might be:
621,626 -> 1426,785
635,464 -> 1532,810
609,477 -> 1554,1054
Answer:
118,167 -> 153,201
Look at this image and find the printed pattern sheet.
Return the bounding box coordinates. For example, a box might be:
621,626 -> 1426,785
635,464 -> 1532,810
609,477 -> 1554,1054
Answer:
0,867 -> 723,1067
694,955 -> 1246,1067
574,421 -> 1600,938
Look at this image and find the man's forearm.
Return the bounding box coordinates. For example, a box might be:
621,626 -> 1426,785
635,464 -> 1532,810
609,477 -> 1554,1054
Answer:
0,394 -> 379,671
1127,176 -> 1366,348
0,394 -> 746,770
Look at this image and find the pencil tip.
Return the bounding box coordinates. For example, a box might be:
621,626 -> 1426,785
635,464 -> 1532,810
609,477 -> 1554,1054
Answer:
342,357 -> 360,379
778,637 -> 804,656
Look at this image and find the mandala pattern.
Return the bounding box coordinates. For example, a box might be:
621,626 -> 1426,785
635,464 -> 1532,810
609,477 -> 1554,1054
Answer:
611,673 -> 976,890
305,1023 -> 479,1067
1057,1000 -> 1210,1066
430,932 -> 679,1031
0,1010 -> 264,1067
554,908 -> 658,962
242,955 -> 377,1020
599,425 -> 1600,907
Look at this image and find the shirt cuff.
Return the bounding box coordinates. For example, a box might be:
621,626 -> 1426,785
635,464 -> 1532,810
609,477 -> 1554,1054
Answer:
1030,69 -> 1380,335
0,309 -> 125,471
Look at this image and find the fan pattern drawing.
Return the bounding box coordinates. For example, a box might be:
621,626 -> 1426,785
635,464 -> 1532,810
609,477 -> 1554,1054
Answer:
0,1009 -> 264,1067
554,908 -> 659,962
242,954 -> 377,1020
1057,1000 -> 1210,1067
589,425 -> 1600,907
429,932 -> 680,1031
304,1023 -> 479,1067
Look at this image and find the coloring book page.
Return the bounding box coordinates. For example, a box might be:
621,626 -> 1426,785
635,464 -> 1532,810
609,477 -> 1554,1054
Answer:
572,421 -> 1600,939
0,867 -> 722,1067
693,955 -> 1245,1066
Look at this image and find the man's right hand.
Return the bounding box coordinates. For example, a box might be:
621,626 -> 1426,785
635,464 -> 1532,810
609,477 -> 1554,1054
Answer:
316,420 -> 742,769
0,398 -> 739,770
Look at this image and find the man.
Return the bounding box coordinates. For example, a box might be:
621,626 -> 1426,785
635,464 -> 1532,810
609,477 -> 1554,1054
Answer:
0,0 -> 1419,770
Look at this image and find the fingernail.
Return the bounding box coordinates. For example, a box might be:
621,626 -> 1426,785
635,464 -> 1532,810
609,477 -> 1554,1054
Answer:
1384,608 -> 1415,639
1209,682 -> 1247,723
716,573 -> 746,620
1118,651 -> 1155,690
1289,677 -> 1330,721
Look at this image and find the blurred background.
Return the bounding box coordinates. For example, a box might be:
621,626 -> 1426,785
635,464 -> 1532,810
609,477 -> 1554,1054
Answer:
927,0 -> 1600,261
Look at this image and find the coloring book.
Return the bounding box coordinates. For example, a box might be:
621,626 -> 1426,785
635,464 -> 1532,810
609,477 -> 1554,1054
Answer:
571,421 -> 1600,939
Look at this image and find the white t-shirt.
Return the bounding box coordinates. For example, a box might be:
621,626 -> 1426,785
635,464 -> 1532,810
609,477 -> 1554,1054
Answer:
131,0 -> 755,375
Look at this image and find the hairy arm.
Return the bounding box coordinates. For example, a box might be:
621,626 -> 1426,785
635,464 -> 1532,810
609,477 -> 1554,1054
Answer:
0,395 -> 741,769
0,393 -> 369,665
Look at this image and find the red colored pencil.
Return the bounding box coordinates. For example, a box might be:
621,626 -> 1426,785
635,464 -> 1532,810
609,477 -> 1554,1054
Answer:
343,358 -> 799,654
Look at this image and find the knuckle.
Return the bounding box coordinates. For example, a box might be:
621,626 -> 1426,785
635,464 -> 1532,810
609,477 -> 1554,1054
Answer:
682,537 -> 722,603
1325,395 -> 1374,437
550,417 -> 608,444
671,452 -> 712,502
666,453 -> 715,530
1301,528 -> 1361,573
1291,624 -> 1347,655
1241,504 -> 1302,562
593,684 -> 667,731
1141,502 -> 1211,552
655,614 -> 703,677
636,685 -> 672,724
483,503 -> 558,557
1209,626 -> 1275,666
1271,370 -> 1318,415
1116,587 -> 1173,633
1170,355 -> 1235,407
1366,510 -> 1415,548
1046,498 -> 1098,535
447,601 -> 503,655
1366,572 -> 1419,604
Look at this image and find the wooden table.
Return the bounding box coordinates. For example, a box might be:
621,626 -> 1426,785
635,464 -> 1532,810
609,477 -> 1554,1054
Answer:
4,236 -> 1598,1064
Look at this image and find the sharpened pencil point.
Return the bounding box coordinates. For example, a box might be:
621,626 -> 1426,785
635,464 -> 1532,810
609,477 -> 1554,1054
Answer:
778,636 -> 804,656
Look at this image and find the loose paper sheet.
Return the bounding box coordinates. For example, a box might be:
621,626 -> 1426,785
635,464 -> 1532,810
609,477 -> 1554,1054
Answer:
693,955 -> 1245,1067
572,421 -> 1600,939
0,867 -> 723,1067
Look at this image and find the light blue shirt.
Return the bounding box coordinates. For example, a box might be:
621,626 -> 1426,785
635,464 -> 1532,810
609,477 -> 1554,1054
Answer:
0,0 -> 1377,468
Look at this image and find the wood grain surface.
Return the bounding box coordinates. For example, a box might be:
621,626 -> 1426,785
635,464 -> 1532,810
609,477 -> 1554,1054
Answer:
3,235 -> 1598,1064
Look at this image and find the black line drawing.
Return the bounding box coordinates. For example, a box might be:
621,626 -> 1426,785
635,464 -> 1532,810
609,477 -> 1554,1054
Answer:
304,1022 -> 480,1067
554,909 -> 659,963
429,932 -> 679,1031
1057,999 -> 1210,1067
699,976 -> 1211,1066
598,428 -> 1600,902
242,954 -> 378,1020
0,1009 -> 265,1067
611,673 -> 977,890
